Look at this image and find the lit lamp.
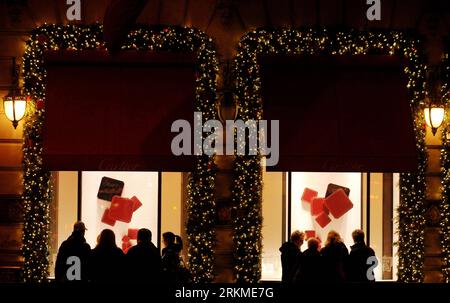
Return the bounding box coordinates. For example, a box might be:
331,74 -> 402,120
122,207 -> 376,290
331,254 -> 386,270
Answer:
3,91 -> 27,129
424,66 -> 446,136
2,57 -> 27,129
424,104 -> 445,136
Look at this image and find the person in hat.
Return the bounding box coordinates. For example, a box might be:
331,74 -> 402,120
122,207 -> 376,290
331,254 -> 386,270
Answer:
55,221 -> 91,282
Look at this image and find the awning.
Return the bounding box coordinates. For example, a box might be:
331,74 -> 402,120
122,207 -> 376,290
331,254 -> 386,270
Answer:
259,55 -> 418,172
103,0 -> 149,53
43,50 -> 196,171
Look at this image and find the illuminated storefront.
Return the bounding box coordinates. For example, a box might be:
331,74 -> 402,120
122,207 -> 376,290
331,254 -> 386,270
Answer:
48,171 -> 185,277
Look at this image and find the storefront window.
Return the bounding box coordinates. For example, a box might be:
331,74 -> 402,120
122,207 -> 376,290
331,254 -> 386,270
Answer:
48,171 -> 184,278
80,172 -> 159,248
290,172 -> 362,251
362,173 -> 400,281
261,171 -> 399,281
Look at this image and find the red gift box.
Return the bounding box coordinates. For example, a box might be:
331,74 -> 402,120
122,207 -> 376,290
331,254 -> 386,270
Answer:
301,188 -> 318,203
109,196 -> 134,223
101,208 -> 116,226
305,230 -> 316,239
325,183 -> 350,197
315,212 -> 331,228
128,228 -> 139,240
324,189 -> 353,219
311,197 -> 325,216
130,196 -> 142,212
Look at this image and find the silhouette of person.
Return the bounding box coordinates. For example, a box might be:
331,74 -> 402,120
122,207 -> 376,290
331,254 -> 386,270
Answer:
292,237 -> 323,283
347,229 -> 376,282
89,229 -> 125,282
162,231 -> 175,256
55,221 -> 91,282
162,234 -> 191,283
125,228 -> 161,283
320,230 -> 349,282
279,230 -> 305,283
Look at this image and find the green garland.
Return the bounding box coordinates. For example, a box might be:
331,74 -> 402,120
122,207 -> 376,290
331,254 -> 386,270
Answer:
440,42 -> 450,283
233,28 -> 427,282
22,23 -> 218,282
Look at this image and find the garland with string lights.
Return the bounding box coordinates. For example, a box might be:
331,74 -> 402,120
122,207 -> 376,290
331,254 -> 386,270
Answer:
22,23 -> 218,282
440,43 -> 450,283
233,28 -> 427,282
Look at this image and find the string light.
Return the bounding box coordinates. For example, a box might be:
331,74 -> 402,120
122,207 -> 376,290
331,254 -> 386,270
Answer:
22,24 -> 430,283
233,28 -> 427,282
440,49 -> 450,283
22,23 -> 218,282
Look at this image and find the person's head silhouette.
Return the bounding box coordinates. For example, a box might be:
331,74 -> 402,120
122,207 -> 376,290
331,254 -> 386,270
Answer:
97,229 -> 116,248
352,229 -> 365,244
325,230 -> 342,247
73,221 -> 87,237
137,228 -> 152,244
163,232 -> 175,248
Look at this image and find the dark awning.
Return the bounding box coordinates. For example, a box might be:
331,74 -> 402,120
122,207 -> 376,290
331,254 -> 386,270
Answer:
43,50 -> 196,171
260,55 -> 418,172
103,0 -> 149,53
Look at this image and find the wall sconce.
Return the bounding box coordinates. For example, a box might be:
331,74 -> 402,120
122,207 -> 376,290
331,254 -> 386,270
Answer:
424,66 -> 446,136
2,57 -> 27,129
3,91 -> 27,129
424,105 -> 445,135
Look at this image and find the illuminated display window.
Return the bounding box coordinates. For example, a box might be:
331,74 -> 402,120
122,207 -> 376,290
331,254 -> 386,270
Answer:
81,172 -> 159,249
48,171 -> 185,278
261,172 -> 399,282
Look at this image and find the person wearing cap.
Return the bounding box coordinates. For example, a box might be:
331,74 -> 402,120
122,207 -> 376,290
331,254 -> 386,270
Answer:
55,221 -> 91,282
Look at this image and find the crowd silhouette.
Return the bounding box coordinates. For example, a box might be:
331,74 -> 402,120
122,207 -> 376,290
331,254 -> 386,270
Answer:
56,222 -> 376,283
280,229 -> 376,283
55,221 -> 191,283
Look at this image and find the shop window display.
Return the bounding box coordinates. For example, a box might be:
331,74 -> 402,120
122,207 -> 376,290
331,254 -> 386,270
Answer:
81,172 -> 159,249
261,172 -> 399,281
291,172 -> 362,252
48,171 -> 184,278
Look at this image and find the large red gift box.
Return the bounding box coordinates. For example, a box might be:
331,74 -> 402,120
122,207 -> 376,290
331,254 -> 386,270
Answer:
311,197 -> 328,216
101,208 -> 116,226
325,183 -> 350,197
324,189 -> 353,219
301,188 -> 318,203
109,196 -> 134,223
130,196 -> 142,212
315,212 -> 331,228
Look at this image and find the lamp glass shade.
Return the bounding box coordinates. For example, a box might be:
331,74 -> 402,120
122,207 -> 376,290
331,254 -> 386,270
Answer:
3,97 -> 27,123
424,107 -> 445,129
